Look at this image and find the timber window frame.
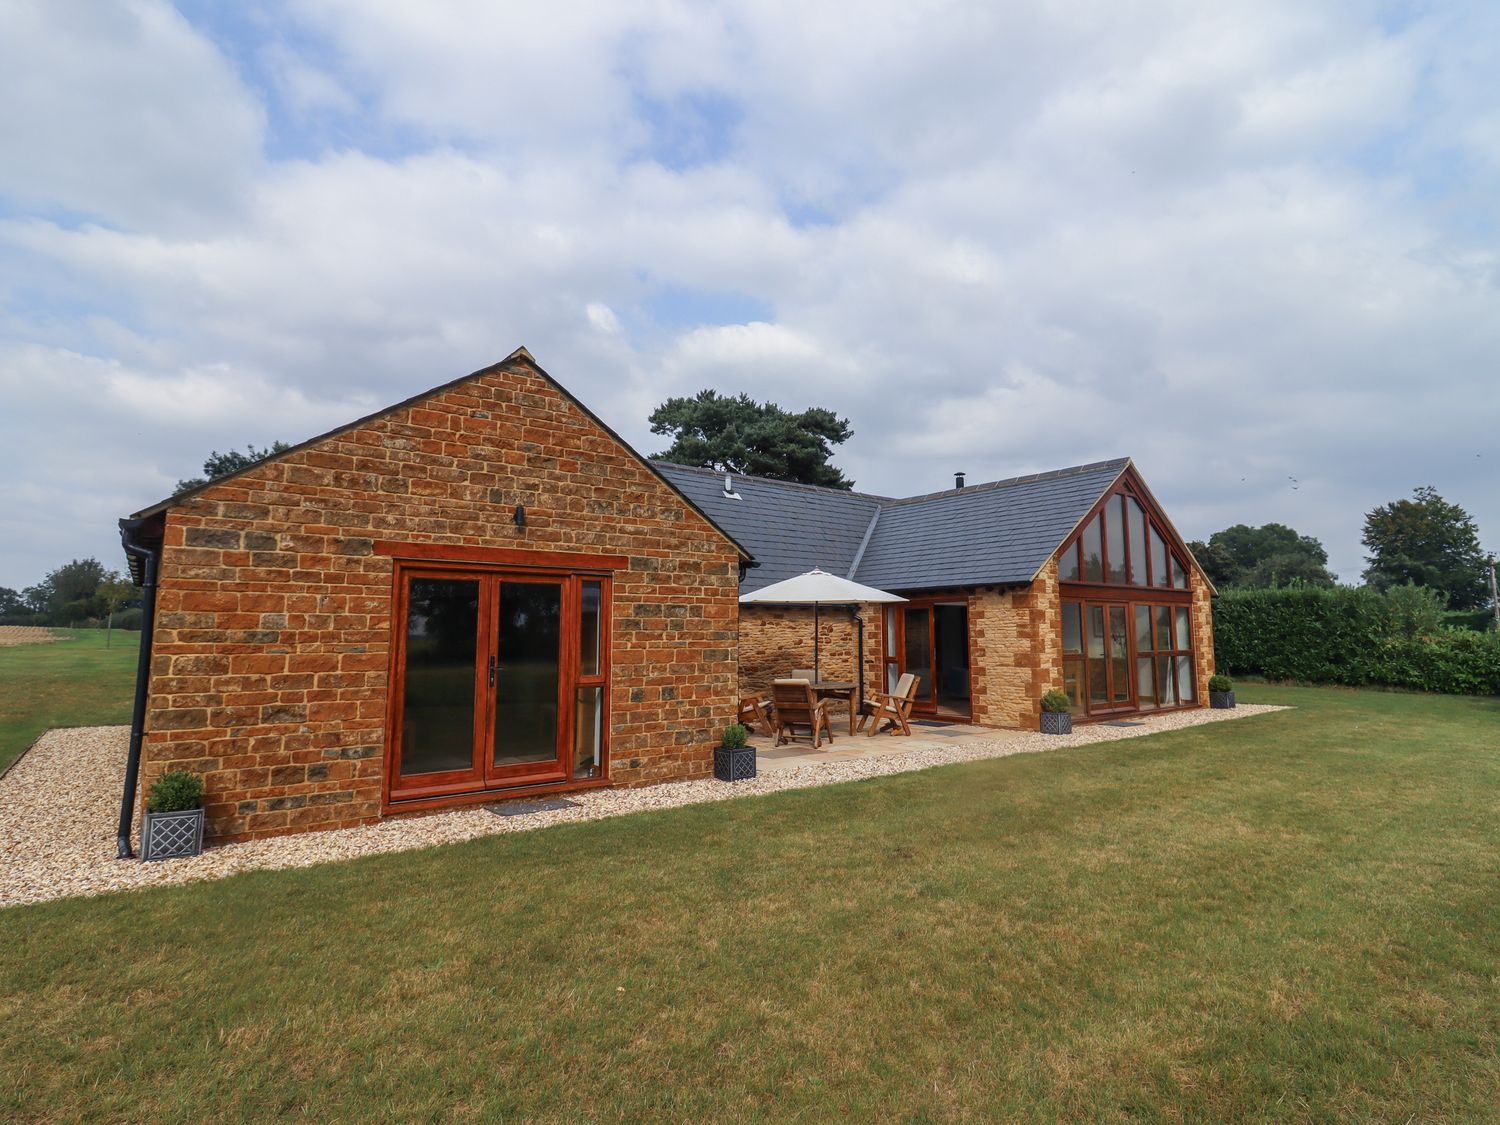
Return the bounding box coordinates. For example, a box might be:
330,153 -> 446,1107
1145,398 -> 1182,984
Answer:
1057,477 -> 1191,591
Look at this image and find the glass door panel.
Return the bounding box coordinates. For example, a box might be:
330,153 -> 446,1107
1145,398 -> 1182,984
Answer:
1136,657 -> 1157,710
902,607 -> 934,704
490,580 -> 564,778
398,577 -> 482,781
1109,606 -> 1131,703
1086,605 -> 1108,707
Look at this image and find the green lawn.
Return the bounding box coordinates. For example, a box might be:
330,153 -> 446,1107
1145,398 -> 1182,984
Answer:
0,628 -> 140,772
2,684 -> 1498,1121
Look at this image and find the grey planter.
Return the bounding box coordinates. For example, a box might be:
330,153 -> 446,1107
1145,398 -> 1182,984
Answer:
1039,711 -> 1072,736
1209,690 -> 1236,710
713,744 -> 757,782
141,807 -> 205,861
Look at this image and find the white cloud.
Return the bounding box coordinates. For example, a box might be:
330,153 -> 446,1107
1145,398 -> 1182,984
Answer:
0,0 -> 264,232
2,0 -> 1500,589
260,42 -> 358,118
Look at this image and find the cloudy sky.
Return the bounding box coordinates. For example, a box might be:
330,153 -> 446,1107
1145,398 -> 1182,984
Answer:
3,0 -> 1498,591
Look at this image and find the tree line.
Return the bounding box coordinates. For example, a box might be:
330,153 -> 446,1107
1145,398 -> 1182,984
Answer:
1188,485 -> 1493,624
0,558 -> 139,632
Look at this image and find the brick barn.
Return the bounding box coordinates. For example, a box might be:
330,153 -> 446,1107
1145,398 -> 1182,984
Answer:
119,349 -> 751,844
118,349 -> 1214,847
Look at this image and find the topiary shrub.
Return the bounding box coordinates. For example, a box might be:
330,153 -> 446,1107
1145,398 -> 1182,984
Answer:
147,770 -> 204,813
1207,674 -> 1233,693
1040,690 -> 1072,713
721,723 -> 749,749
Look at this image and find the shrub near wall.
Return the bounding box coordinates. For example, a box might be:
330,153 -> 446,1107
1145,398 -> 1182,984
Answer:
1213,587 -> 1500,696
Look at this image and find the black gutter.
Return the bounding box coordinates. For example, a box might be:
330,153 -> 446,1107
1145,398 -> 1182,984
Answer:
117,517 -> 161,859
852,609 -> 865,713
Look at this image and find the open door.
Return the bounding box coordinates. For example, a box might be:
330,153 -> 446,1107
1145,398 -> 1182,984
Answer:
884,598 -> 971,721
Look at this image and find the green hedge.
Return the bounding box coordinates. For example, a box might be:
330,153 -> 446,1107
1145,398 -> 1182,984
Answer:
1213,587 -> 1500,696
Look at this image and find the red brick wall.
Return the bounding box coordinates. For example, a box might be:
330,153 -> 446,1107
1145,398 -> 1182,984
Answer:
142,356 -> 742,842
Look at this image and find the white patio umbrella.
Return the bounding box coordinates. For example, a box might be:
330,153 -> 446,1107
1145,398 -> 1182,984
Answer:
738,568 -> 907,682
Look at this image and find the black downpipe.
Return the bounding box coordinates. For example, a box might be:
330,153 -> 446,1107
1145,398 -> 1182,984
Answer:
852,608 -> 865,712
117,520 -> 161,859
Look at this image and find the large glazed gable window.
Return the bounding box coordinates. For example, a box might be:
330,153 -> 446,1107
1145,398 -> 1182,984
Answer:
1056,472 -> 1198,720
1057,479 -> 1191,590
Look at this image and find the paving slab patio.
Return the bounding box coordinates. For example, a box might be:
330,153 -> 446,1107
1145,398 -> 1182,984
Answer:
752,721 -> 1000,771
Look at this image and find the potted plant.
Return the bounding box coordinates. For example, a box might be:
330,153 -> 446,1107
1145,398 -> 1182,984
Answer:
140,770 -> 206,861
713,723 -> 756,782
1039,690 -> 1073,735
1208,674 -> 1236,709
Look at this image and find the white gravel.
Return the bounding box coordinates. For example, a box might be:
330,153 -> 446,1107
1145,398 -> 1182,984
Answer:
1,705 -> 1285,909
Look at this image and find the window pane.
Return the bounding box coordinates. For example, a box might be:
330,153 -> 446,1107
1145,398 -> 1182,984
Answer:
887,662 -> 899,692
493,582 -> 562,769
1150,528 -> 1169,587
1109,606 -> 1130,702
573,686 -> 603,779
1171,556 -> 1188,589
1087,606 -> 1108,705
1081,515 -> 1104,582
1175,606 -> 1191,651
1059,542 -> 1080,582
903,608 -> 933,702
1176,655 -> 1195,703
579,581 -> 602,676
1135,605 -> 1152,652
401,578 -> 480,776
1158,655 -> 1178,706
1062,601 -> 1082,654
1106,497 -> 1127,583
1156,606 -> 1173,652
1127,499 -> 1148,586
1063,657 -> 1084,713
1136,657 -> 1157,710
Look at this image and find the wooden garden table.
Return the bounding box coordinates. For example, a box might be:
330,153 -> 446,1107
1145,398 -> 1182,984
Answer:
808,680 -> 858,735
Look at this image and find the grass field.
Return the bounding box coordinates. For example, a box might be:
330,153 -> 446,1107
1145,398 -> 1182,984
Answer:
1,683 -> 1497,1120
0,628 -> 139,773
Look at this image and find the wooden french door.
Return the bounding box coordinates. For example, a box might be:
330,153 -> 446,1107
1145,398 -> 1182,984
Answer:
388,566 -> 607,803
1083,602 -> 1135,714
884,598 -> 972,720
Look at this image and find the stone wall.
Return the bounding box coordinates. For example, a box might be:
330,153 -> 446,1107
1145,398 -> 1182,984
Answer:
968,560 -> 1063,730
1192,572 -> 1217,696
738,603 -> 884,702
142,355 -> 743,842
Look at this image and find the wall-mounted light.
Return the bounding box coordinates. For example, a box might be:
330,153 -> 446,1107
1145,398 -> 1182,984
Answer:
513,503 -> 526,528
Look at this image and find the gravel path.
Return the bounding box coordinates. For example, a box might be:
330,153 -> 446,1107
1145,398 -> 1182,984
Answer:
1,705 -> 1285,909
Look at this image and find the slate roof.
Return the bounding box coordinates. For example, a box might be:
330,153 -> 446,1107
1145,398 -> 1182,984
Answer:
651,463 -> 886,593
653,458 -> 1132,595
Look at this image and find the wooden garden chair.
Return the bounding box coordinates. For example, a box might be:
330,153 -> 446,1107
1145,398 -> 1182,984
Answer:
856,673 -> 919,737
771,679 -> 837,748
737,693 -> 773,732
790,668 -> 818,683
